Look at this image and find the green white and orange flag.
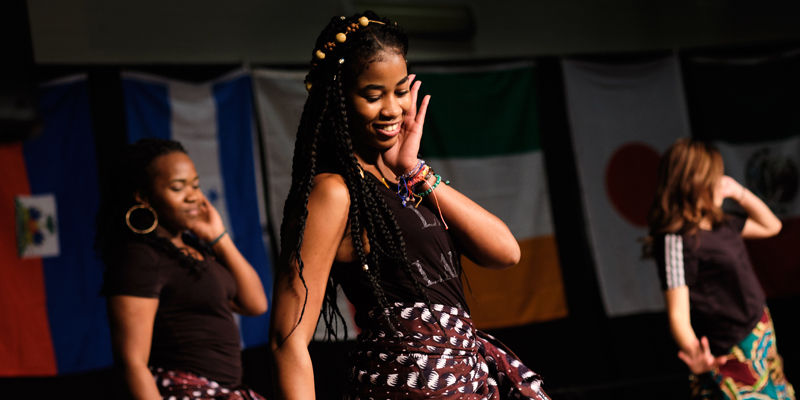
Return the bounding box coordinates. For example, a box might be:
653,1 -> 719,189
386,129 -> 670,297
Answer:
683,50 -> 800,297
415,63 -> 568,329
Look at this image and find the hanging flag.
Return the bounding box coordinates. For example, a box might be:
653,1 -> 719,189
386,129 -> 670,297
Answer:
121,69 -> 273,347
563,57 -> 691,316
0,75 -> 112,376
683,50 -> 800,297
414,63 -> 567,329
252,68 -> 360,340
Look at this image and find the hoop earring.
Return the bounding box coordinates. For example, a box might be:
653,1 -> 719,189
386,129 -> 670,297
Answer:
126,204 -> 158,234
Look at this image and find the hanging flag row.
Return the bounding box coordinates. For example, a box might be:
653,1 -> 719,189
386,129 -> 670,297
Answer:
4,50 -> 799,376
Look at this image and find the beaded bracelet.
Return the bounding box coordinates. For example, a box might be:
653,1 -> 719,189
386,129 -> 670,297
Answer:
416,174 -> 442,198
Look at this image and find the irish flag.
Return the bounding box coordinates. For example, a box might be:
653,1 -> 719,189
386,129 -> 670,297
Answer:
0,75 -> 112,376
415,63 -> 567,329
683,50 -> 800,297
122,69 -> 273,347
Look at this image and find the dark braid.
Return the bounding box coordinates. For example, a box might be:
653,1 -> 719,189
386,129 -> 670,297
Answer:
95,138 -> 209,275
280,11 -> 448,343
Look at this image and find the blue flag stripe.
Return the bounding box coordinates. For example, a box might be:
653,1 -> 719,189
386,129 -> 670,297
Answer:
123,79 -> 171,142
213,75 -> 273,348
25,78 -> 112,373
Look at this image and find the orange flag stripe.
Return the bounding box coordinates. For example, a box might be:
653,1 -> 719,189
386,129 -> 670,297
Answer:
462,235 -> 568,330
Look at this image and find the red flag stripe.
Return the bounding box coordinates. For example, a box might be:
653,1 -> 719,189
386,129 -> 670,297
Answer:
0,143 -> 57,376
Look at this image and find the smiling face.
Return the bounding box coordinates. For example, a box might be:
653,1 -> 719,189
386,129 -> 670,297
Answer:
347,50 -> 411,153
142,151 -> 201,233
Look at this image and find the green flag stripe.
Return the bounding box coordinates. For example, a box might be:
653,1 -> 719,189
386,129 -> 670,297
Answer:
414,66 -> 540,158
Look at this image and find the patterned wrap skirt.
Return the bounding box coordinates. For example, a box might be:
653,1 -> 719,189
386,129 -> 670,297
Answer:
347,302 -> 549,400
712,308 -> 795,400
150,367 -> 266,400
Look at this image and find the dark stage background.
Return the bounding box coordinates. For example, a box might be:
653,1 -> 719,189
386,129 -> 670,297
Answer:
2,1 -> 799,399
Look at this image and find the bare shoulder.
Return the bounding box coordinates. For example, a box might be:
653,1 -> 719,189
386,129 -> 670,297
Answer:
309,173 -> 350,212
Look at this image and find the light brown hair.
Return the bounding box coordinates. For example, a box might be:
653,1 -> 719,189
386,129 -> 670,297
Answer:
647,138 -> 726,236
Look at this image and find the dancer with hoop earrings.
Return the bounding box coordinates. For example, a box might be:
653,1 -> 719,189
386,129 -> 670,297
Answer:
96,138 -> 268,400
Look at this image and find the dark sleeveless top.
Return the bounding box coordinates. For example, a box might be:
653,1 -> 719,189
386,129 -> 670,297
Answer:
331,170 -> 468,320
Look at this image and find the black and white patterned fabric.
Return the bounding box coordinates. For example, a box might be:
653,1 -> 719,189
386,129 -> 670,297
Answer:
347,302 -> 549,400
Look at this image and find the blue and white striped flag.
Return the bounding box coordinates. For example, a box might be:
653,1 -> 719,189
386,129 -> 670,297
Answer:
122,69 -> 273,347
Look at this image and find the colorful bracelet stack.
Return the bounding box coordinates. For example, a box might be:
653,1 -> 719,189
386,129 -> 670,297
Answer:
394,159 -> 450,229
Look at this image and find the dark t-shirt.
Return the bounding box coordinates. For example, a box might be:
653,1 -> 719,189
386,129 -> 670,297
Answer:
104,242 -> 243,385
652,214 -> 766,355
331,171 -> 469,321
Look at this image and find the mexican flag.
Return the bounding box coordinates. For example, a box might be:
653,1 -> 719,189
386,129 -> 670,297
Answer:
563,57 -> 691,316
683,50 -> 800,297
415,62 -> 567,329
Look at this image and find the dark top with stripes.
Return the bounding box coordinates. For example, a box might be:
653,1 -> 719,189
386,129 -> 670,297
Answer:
652,214 -> 766,355
331,170 -> 469,323
104,242 -> 243,385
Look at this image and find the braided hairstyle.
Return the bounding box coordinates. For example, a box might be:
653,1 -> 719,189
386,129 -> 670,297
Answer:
280,11 -> 443,341
96,138 -> 208,274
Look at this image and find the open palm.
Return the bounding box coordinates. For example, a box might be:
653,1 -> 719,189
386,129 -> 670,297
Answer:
383,75 -> 431,176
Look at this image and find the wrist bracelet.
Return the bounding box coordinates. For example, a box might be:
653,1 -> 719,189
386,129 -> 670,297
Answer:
397,159 -> 425,180
416,174 -> 442,198
737,188 -> 747,203
209,229 -> 228,246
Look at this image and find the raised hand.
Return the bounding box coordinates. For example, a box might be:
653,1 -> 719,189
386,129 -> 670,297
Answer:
718,175 -> 746,201
382,74 -> 431,176
189,191 -> 226,243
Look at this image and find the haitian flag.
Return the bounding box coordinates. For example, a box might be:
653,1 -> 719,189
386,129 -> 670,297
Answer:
121,69 -> 273,347
682,49 -> 800,297
0,75 -> 112,376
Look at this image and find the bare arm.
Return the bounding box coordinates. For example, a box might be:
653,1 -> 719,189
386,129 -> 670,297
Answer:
107,295 -> 162,400
418,178 -> 520,269
269,174 -> 350,400
720,176 -> 782,238
664,287 -> 724,374
664,286 -> 698,353
193,193 -> 267,316
212,234 -> 268,316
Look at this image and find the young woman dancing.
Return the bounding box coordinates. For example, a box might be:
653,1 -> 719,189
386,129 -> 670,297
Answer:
269,11 -> 549,400
649,138 -> 794,399
98,138 -> 268,400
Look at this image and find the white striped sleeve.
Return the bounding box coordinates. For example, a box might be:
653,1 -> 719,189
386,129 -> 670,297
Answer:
664,234 -> 686,289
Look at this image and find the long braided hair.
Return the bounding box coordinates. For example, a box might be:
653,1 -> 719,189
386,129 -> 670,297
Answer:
96,138 -> 209,275
280,11 -> 443,341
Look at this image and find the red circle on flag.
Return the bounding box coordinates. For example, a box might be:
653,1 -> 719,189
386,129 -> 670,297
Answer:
605,142 -> 661,228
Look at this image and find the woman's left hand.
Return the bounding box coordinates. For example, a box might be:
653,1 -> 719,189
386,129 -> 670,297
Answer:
189,191 -> 226,243
383,75 -> 431,176
718,175 -> 745,201
678,336 -> 729,374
